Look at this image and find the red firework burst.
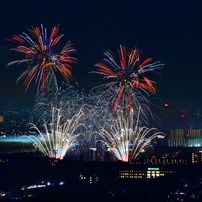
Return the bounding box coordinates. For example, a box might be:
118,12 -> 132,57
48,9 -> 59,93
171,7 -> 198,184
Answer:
7,24 -> 77,92
92,45 -> 164,111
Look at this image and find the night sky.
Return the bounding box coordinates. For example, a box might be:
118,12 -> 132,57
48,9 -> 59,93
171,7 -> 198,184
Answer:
0,0 -> 202,110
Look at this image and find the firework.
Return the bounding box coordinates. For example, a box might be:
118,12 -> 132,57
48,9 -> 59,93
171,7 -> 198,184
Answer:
7,24 -> 77,92
26,84 -> 164,162
32,83 -> 108,127
32,83 -> 84,121
91,45 -> 164,111
22,107 -> 84,160
31,83 -> 111,161
98,106 -> 165,162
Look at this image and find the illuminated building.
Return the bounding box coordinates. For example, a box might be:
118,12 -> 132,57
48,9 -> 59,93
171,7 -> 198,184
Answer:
132,156 -> 188,165
119,167 -> 175,179
167,129 -> 202,147
79,173 -> 99,185
191,150 -> 202,164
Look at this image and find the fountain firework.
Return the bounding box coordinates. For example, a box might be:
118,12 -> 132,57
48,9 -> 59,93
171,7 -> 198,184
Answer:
26,85 -> 164,161
31,83 -> 112,161
23,107 -> 85,160
98,106 -> 165,162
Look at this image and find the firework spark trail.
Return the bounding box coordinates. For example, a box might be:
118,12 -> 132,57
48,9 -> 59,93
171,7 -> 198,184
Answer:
98,107 -> 165,162
27,83 -> 164,161
22,107 -> 85,160
32,83 -> 112,130
31,84 -> 113,160
32,83 -> 84,121
7,24 -> 77,92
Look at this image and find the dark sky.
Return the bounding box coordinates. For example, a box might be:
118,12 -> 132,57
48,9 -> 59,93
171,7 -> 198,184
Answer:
0,0 -> 202,110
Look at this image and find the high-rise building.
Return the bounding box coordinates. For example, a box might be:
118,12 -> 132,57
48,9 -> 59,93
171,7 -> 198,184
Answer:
167,129 -> 202,147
